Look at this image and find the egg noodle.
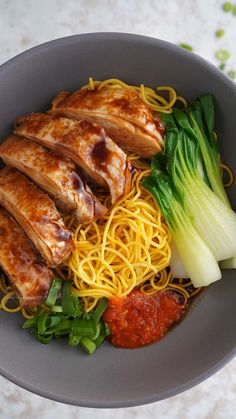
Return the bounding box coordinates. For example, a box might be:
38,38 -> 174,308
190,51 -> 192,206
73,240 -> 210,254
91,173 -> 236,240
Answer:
1,77 -> 232,316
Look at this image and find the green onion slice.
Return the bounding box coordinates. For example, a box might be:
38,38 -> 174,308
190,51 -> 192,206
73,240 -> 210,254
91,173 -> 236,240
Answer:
179,43 -> 193,52
45,278 -> 62,307
222,2 -> 232,12
215,49 -> 230,61
91,298 -> 108,324
80,337 -> 97,355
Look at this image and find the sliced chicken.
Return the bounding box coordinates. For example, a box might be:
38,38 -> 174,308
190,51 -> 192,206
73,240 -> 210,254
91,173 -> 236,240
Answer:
49,87 -> 164,158
0,135 -> 106,223
14,113 -> 133,204
0,207 -> 52,306
0,167 -> 73,267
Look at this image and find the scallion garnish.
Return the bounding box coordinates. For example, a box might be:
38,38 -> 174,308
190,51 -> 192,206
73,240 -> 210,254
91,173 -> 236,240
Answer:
51,305 -> 63,313
34,332 -> 53,344
91,297 -> 108,323
62,281 -> 81,317
219,63 -> 226,71
227,69 -> 236,78
45,277 -> 62,307
222,2 -> 232,12
22,286 -> 110,355
80,337 -> 97,355
179,43 -> 193,52
215,48 -> 230,61
215,29 -> 225,38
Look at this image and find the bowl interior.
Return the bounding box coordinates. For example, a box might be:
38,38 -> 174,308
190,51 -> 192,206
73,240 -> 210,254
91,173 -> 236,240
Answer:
0,33 -> 235,407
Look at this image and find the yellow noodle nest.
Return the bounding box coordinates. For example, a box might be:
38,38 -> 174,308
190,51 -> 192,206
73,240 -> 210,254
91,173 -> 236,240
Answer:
67,168 -> 171,312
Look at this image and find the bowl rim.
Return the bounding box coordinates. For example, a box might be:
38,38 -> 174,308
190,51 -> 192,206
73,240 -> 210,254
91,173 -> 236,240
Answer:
0,32 -> 236,93
1,346 -> 235,408
0,32 -> 235,408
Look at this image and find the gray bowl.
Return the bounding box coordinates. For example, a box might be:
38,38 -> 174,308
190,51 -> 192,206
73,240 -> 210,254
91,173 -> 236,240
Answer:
0,33 -> 235,408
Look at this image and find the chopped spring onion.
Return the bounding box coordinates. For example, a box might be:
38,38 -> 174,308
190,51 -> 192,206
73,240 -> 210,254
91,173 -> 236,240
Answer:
69,334 -> 81,347
219,63 -> 226,71
34,332 -> 53,344
91,298 -> 108,323
222,2 -> 232,12
45,277 -> 62,306
215,49 -> 230,61
80,337 -> 97,355
71,318 -> 97,338
215,29 -> 225,38
227,69 -> 236,79
51,305 -> 63,313
179,43 -> 193,52
22,282 -> 109,355
62,281 -> 82,317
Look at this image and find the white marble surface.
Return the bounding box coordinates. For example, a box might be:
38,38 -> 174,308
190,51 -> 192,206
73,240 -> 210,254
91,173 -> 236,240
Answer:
0,0 -> 235,418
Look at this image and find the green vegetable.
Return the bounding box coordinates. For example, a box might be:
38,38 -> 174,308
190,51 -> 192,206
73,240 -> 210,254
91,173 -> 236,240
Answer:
170,241 -> 188,278
69,334 -> 81,347
222,2 -> 232,12
219,63 -> 226,71
45,277 -> 62,306
22,282 -> 109,355
91,298 -> 108,323
62,281 -> 82,317
143,173 -> 221,288
227,69 -> 236,78
80,337 -> 97,355
215,29 -> 225,38
71,318 -> 97,338
51,305 -> 63,313
215,49 -> 230,61
179,43 -> 193,52
34,332 -> 53,344
233,4 -> 236,14
144,95 -> 236,284
170,107 -> 236,261
186,95 -> 230,207
179,95 -> 236,269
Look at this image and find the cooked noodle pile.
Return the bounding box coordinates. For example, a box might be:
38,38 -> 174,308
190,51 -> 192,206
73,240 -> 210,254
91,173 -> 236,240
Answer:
67,168 -> 171,312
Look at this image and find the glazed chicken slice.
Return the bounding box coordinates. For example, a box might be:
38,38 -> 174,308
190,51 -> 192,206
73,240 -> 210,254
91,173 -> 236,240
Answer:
0,167 -> 73,267
14,113 -> 133,204
49,87 -> 164,158
0,135 -> 106,223
0,207 -> 52,306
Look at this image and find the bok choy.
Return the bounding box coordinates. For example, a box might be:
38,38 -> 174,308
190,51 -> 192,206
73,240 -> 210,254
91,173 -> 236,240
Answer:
144,93 -> 236,287
175,94 -> 236,268
143,173 -> 221,287
186,95 -> 236,268
154,112 -> 236,262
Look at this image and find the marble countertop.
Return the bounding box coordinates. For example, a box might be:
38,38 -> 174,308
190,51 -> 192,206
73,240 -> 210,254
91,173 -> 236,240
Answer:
0,0 -> 235,418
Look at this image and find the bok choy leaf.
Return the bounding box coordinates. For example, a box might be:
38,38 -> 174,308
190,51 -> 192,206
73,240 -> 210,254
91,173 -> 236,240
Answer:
143,172 -> 221,288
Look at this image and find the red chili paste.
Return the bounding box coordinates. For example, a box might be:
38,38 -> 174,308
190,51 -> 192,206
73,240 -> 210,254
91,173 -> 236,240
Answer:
103,289 -> 185,348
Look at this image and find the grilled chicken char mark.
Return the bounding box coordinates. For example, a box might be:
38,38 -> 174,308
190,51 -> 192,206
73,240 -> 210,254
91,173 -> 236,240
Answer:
49,86 -> 164,158
0,207 -> 52,306
0,135 -> 106,223
14,113 -> 133,204
0,167 -> 73,267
